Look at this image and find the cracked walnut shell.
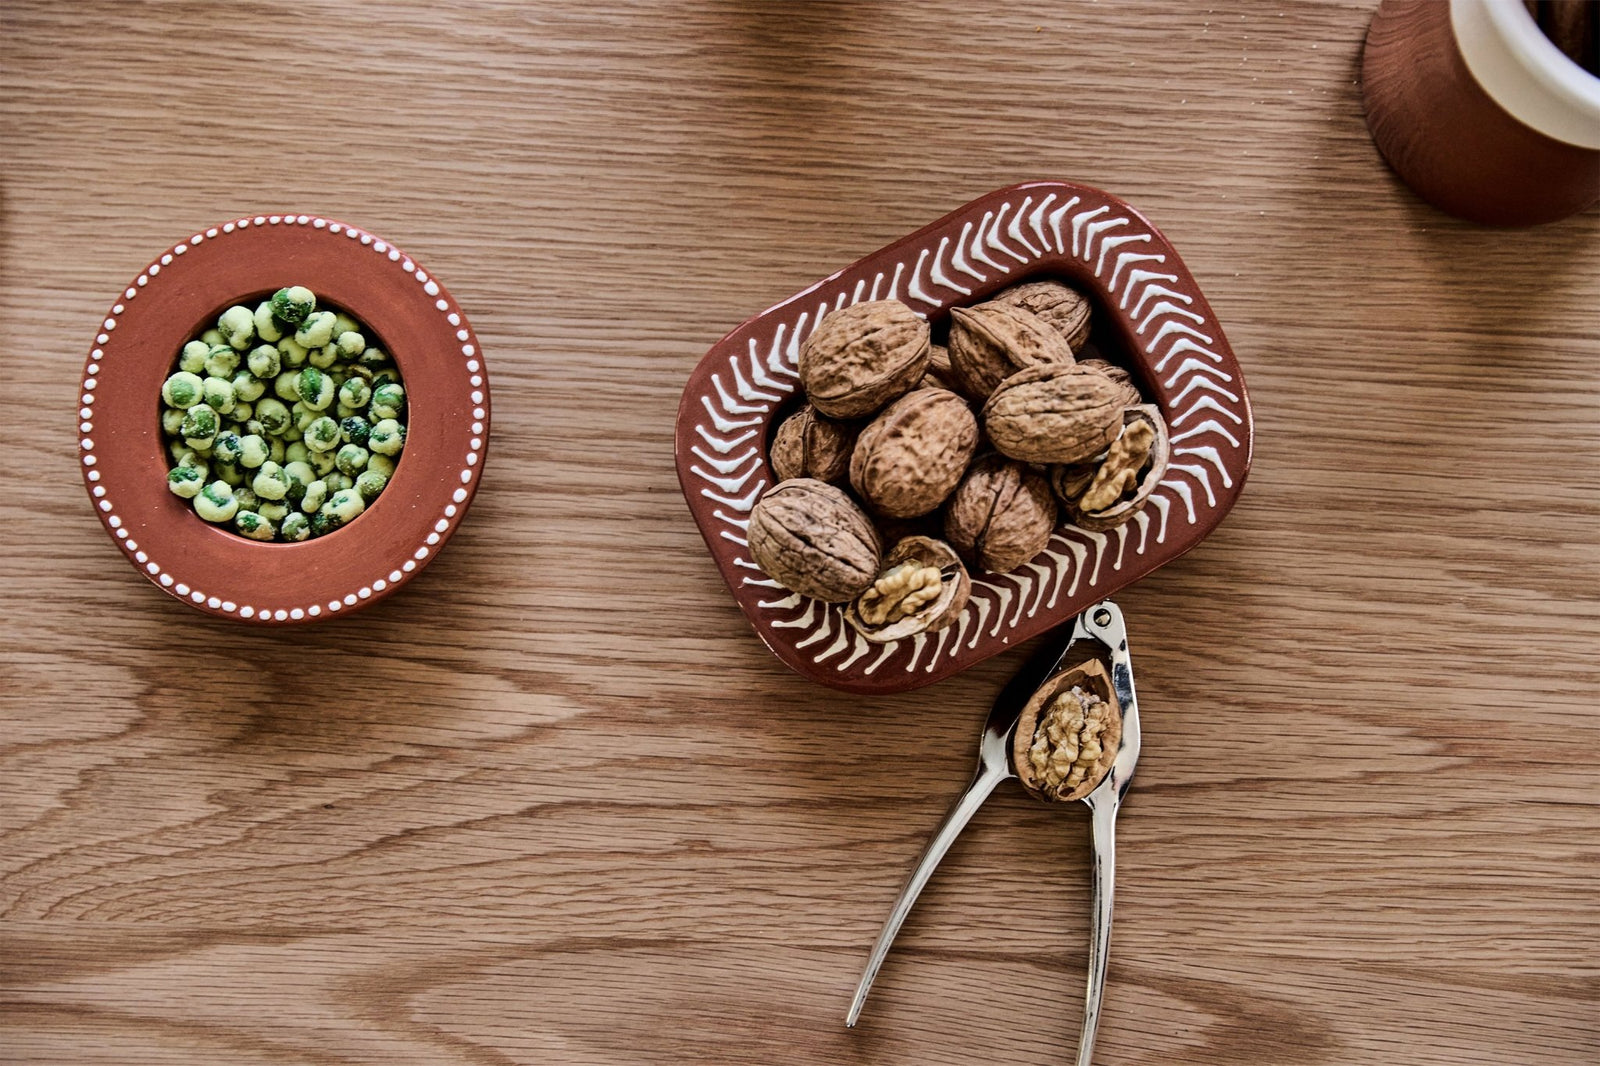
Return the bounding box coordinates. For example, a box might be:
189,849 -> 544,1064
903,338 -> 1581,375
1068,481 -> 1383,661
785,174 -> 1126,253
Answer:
946,301 -> 1076,401
982,362 -> 1125,465
1058,404 -> 1169,532
942,454 -> 1057,573
849,387 -> 979,518
771,405 -> 856,484
747,478 -> 883,602
845,535 -> 971,643
1013,658 -> 1122,802
798,300 -> 929,419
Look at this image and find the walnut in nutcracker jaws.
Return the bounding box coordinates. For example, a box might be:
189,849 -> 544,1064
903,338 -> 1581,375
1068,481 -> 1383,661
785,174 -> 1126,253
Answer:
982,362 -> 1124,465
849,387 -> 978,518
747,478 -> 883,602
946,301 -> 1076,401
798,300 -> 929,419
990,278 -> 1094,351
770,405 -> 856,484
845,535 -> 971,643
1013,657 -> 1123,802
943,454 -> 1057,574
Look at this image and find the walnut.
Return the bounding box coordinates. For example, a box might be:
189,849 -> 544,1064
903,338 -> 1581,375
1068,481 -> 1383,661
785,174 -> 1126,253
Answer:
770,405 -> 856,484
981,363 -> 1124,465
942,454 -> 1057,573
946,301 -> 1075,401
1013,658 -> 1122,802
845,535 -> 971,643
916,343 -> 962,392
798,300 -> 929,419
991,279 -> 1093,351
747,478 -> 883,602
849,388 -> 979,518
1076,358 -> 1143,409
1056,405 -> 1169,531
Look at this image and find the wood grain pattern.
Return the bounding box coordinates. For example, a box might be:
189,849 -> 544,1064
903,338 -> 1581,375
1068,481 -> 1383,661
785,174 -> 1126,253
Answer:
2,2 -> 1596,1063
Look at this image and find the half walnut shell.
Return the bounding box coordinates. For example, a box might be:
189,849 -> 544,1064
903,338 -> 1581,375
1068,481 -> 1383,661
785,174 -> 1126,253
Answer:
845,535 -> 971,643
1056,404 -> 1169,532
1012,658 -> 1122,802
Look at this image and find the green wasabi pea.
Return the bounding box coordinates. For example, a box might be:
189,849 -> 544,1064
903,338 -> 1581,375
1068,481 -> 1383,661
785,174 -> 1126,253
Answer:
300,479 -> 328,514
282,460 -> 314,501
273,370 -> 300,402
369,367 -> 400,391
258,500 -> 289,524
231,370 -> 266,403
217,305 -> 256,351
295,310 -> 337,349
180,404 -> 220,449
162,408 -> 188,436
233,403 -> 255,426
237,434 -> 270,469
242,418 -> 266,437
255,397 -> 292,436
214,460 -> 245,487
246,344 -> 281,379
252,461 -> 289,501
200,376 -> 236,415
358,346 -> 389,369
200,328 -> 225,347
212,431 -> 244,465
366,454 -> 396,480
369,382 -> 405,420
270,286 -> 316,326
321,487 -> 366,525
304,416 -> 341,453
337,378 -> 371,411
234,510 -> 275,541
323,471 -> 353,493
308,448 -> 337,477
291,401 -> 318,434
252,302 -> 284,343
267,436 -> 285,463
166,464 -> 205,499
334,443 -> 369,477
194,481 -> 239,523
279,511 -> 311,541
295,367 -> 335,410
277,336 -> 309,368
332,312 -> 359,337
334,403 -> 360,421
179,340 -> 210,374
335,331 -> 366,359
284,441 -> 310,465
233,484 -> 260,513
339,414 -> 372,446
309,510 -> 339,537
354,468 -> 388,502
204,344 -> 240,378
367,418 -> 405,456
162,371 -> 205,409
170,448 -> 208,476
308,344 -> 339,370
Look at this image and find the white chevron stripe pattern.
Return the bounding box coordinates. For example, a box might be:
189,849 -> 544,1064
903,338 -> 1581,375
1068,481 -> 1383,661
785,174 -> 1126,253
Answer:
689,192 -> 1247,679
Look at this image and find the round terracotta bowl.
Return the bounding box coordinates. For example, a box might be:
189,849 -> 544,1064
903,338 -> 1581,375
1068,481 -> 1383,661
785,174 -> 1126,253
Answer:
78,214 -> 491,623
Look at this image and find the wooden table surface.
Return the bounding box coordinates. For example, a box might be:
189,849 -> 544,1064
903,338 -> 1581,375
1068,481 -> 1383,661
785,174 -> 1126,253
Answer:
3,2 -> 1597,1063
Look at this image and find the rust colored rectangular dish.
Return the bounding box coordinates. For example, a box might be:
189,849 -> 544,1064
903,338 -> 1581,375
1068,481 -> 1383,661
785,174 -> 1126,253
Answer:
675,181 -> 1253,694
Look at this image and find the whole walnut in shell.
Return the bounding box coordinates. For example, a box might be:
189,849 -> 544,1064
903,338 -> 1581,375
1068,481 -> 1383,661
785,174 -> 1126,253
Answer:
849,388 -> 979,518
771,405 -> 856,484
991,279 -> 1093,351
947,301 -> 1076,401
943,455 -> 1057,573
845,535 -> 971,643
982,363 -> 1124,465
917,343 -> 961,392
1076,359 -> 1143,409
1013,658 -> 1122,802
798,300 -> 929,419
747,478 -> 882,602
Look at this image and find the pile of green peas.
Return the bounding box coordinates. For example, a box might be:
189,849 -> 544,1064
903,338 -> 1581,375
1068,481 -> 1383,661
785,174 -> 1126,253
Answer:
161,286 -> 407,542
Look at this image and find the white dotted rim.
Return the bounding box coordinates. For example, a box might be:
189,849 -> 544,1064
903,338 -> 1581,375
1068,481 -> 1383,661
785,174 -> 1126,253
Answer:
79,214 -> 490,622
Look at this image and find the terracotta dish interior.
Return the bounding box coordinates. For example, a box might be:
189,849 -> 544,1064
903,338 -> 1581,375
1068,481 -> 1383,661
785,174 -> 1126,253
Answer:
78,215 -> 490,623
675,181 -> 1253,693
